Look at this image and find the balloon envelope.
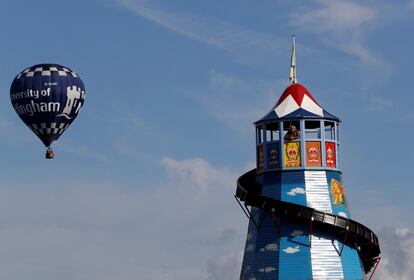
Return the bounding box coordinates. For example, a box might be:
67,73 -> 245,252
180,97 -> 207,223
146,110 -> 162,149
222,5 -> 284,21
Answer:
10,64 -> 85,147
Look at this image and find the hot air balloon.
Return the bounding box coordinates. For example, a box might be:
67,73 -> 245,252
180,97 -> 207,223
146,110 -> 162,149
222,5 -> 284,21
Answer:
10,64 -> 86,159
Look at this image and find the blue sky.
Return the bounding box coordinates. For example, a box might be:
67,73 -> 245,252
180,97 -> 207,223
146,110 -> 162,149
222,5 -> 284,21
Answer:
0,0 -> 413,279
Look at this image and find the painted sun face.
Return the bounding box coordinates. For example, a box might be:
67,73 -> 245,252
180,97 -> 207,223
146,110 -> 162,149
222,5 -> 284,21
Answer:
331,178 -> 346,206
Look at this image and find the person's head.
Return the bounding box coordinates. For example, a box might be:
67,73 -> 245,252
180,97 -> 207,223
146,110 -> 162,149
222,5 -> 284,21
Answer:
290,125 -> 297,132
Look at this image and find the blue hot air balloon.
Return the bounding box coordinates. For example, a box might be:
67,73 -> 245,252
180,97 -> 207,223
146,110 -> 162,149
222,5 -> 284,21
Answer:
10,64 -> 86,158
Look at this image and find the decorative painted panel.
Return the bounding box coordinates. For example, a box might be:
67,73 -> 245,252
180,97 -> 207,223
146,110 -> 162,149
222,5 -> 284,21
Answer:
257,144 -> 264,171
306,141 -> 321,167
325,142 -> 336,168
266,142 -> 280,169
284,142 -> 301,167
326,171 -> 351,219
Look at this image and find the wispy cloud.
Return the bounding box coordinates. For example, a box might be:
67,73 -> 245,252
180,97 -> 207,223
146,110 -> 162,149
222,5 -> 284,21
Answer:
57,139 -> 112,163
376,227 -> 414,280
365,95 -> 395,112
160,157 -> 236,190
114,112 -> 169,161
291,0 -> 377,34
114,0 -> 290,65
195,69 -> 287,130
0,110 -> 35,146
405,112 -> 414,120
289,0 -> 385,65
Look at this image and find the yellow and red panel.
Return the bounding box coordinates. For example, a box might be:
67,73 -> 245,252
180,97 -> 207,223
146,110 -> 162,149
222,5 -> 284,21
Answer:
284,142 -> 301,167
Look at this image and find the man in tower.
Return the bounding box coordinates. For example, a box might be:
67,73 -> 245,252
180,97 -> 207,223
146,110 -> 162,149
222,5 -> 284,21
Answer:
284,125 -> 300,141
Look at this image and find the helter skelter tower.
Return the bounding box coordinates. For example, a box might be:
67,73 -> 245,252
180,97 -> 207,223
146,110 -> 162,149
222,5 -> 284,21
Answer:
235,36 -> 381,279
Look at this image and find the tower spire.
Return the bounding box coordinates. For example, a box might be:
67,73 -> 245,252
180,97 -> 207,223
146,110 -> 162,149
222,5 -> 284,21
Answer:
289,35 -> 297,84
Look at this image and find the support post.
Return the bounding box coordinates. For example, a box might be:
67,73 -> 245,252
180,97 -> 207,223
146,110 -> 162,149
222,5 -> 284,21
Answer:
339,226 -> 349,256
368,257 -> 381,280
309,216 -> 314,248
234,195 -> 259,229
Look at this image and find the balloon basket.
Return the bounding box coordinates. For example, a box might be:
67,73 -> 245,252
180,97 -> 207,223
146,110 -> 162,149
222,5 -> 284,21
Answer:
46,148 -> 55,159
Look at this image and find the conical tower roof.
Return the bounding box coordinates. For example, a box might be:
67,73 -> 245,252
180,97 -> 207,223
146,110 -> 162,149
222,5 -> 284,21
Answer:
256,83 -> 340,124
257,35 -> 339,124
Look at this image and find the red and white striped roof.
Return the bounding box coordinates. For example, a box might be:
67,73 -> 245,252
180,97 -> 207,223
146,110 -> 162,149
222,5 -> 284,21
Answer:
275,83 -> 323,117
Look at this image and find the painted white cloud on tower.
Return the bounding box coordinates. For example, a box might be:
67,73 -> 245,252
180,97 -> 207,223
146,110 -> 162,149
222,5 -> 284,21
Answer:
260,243 -> 278,252
283,246 -> 300,254
287,187 -> 306,196
338,211 -> 348,218
258,267 -> 276,273
291,230 -> 304,237
246,244 -> 255,252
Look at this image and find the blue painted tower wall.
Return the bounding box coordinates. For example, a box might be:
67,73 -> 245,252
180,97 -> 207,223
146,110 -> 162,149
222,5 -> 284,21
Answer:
240,170 -> 364,280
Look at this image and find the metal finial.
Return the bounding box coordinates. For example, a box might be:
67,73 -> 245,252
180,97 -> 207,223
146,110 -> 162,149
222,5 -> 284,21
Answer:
289,35 -> 297,84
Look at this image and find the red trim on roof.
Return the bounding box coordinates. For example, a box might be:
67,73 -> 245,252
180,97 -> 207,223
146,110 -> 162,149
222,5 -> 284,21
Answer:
277,83 -> 320,107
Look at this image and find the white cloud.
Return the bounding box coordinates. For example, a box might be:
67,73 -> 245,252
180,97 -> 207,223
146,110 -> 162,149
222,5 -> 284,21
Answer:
396,228 -> 411,238
283,245 -> 300,254
245,244 -> 255,252
160,157 -> 236,190
290,230 -> 304,237
260,243 -> 278,252
258,266 -> 276,273
337,211 -> 348,218
0,157 -> 246,280
287,187 -> 306,196
375,227 -> 414,280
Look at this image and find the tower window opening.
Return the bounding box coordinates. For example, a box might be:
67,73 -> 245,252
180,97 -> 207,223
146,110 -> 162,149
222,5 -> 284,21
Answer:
324,121 -> 336,140
337,124 -> 340,142
283,121 -> 300,141
305,121 -> 321,139
266,130 -> 272,142
257,127 -> 263,144
265,122 -> 280,142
